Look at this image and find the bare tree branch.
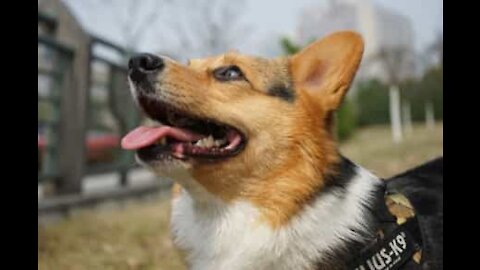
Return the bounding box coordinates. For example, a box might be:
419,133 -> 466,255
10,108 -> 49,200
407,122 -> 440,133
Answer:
88,0 -> 166,53
80,0 -> 248,60
161,0 -> 249,59
427,32 -> 443,66
368,46 -> 412,86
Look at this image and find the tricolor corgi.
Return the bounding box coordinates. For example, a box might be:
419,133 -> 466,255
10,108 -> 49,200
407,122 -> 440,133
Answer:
121,31 -> 443,270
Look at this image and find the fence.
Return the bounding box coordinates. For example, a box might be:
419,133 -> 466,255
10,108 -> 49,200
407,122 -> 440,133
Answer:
38,14 -> 165,216
38,35 -> 74,183
84,36 -> 140,185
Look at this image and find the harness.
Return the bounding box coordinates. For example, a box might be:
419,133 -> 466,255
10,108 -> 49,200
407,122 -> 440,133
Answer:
346,183 -> 424,270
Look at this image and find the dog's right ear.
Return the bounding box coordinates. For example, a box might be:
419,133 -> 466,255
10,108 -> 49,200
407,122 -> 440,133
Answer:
289,31 -> 364,111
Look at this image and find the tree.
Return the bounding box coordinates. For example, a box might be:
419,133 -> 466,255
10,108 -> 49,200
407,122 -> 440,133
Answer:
427,32 -> 443,67
397,66 -> 443,123
92,0 -> 168,55
79,0 -> 249,60
280,37 -> 302,55
370,46 -> 413,86
355,79 -> 390,126
157,0 -> 250,60
367,46 -> 414,143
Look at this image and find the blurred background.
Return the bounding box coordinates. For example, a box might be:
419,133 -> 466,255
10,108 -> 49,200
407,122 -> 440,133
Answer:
38,0 -> 443,269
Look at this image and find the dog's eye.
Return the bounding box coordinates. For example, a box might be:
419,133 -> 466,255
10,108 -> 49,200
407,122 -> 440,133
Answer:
213,66 -> 244,81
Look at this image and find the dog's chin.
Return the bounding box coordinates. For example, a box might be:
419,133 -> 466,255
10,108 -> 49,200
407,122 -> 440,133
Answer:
137,153 -> 219,202
136,154 -> 193,180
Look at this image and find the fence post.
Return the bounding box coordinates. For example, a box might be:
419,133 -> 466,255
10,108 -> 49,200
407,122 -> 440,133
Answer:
55,39 -> 90,195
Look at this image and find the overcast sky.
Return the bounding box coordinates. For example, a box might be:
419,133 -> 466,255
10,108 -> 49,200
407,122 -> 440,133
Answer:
239,0 -> 442,52
65,0 -> 442,57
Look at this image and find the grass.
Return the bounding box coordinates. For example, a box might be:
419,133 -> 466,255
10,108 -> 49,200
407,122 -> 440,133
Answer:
38,198 -> 186,270
340,122 -> 443,178
38,123 -> 443,270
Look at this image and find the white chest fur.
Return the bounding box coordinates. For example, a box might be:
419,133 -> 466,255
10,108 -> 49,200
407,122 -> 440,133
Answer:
170,167 -> 381,270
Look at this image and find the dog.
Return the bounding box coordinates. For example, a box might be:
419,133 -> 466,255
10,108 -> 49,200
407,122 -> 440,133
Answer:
121,31 -> 443,270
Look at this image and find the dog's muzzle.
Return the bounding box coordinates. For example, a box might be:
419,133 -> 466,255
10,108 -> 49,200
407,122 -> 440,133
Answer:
128,53 -> 164,86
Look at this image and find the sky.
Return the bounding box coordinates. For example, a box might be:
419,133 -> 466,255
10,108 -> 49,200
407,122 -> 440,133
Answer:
64,0 -> 443,58
239,0 -> 442,52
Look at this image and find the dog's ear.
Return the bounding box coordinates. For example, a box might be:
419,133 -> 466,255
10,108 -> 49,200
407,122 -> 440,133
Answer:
289,31 -> 364,111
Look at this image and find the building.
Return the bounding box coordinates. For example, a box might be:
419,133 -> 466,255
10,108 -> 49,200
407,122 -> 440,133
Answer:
296,0 -> 416,83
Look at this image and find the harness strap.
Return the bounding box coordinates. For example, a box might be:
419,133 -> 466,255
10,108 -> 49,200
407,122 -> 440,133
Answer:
346,184 -> 423,270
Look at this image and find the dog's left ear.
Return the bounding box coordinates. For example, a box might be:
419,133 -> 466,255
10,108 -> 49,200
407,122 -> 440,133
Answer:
289,31 -> 364,111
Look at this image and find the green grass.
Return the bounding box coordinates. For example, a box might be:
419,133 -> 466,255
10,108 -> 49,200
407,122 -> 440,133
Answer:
340,122 -> 443,178
38,123 -> 443,270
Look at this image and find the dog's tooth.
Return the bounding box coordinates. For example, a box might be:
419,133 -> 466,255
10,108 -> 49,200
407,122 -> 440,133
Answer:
214,138 -> 226,147
160,137 -> 167,145
196,139 -> 205,147
196,138 -> 210,147
214,140 -> 220,147
194,136 -> 217,148
205,135 -> 215,148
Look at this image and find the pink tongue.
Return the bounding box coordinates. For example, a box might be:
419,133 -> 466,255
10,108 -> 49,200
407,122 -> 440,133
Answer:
121,126 -> 204,150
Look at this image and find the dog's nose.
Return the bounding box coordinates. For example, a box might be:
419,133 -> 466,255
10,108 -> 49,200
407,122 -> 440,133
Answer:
128,53 -> 164,72
128,54 -> 164,84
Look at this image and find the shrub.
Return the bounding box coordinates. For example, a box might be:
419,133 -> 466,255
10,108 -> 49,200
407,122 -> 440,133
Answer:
355,79 -> 390,126
336,97 -> 358,141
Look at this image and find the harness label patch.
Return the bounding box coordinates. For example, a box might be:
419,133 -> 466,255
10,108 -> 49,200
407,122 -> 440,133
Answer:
351,228 -> 417,270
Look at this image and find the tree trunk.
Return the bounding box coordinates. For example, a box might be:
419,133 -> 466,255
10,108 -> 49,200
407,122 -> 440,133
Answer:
389,85 -> 403,143
426,101 -> 435,130
402,100 -> 413,135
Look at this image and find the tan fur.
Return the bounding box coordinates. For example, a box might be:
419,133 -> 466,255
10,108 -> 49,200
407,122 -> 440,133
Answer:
154,31 -> 364,227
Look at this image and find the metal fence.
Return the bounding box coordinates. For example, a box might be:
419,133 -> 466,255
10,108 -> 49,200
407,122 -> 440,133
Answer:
38,13 -> 157,209
84,36 -> 141,185
38,35 -> 74,183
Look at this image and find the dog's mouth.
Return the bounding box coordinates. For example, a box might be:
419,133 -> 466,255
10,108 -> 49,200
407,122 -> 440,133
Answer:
121,95 -> 247,162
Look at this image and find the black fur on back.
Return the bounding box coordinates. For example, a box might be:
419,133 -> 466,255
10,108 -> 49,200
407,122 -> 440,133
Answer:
385,157 -> 443,269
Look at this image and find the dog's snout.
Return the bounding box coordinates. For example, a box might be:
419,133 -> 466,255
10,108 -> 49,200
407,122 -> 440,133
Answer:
128,53 -> 164,73
128,53 -> 164,86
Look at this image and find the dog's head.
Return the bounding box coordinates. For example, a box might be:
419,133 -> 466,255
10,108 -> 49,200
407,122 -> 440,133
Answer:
122,31 -> 364,225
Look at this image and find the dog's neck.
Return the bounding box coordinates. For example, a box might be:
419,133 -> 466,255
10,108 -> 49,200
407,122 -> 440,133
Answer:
170,156 -> 385,270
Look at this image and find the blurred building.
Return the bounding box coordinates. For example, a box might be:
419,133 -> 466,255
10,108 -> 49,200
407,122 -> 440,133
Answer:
296,0 -> 417,83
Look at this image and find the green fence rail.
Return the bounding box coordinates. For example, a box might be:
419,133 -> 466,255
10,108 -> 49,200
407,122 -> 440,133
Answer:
38,35 -> 74,183
84,37 -> 141,186
38,25 -> 142,195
